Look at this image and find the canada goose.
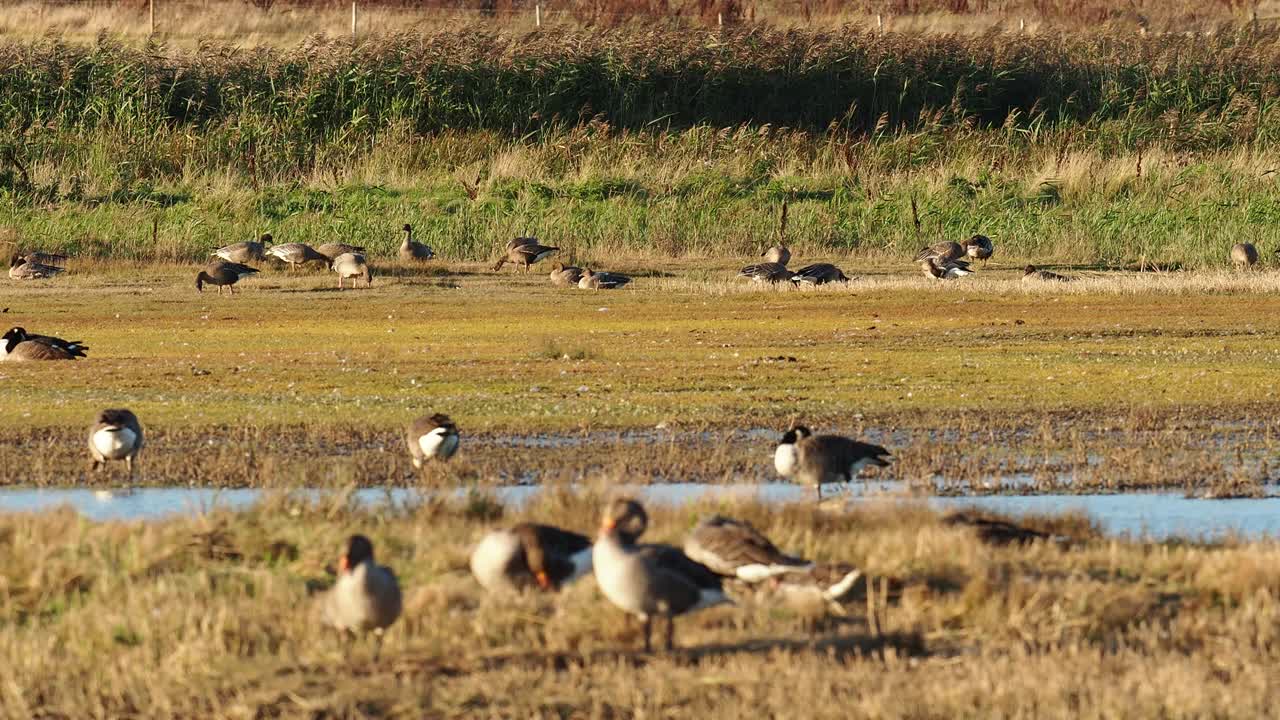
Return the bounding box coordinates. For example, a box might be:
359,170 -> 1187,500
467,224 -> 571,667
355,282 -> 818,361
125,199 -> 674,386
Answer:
578,268 -> 631,290
592,498 -> 728,652
470,523 -> 593,592
212,234 -> 272,263
322,534 -> 402,660
20,251 -> 68,266
791,263 -> 849,285
920,257 -> 974,280
8,254 -> 64,280
549,262 -> 584,287
88,408 -> 143,476
492,242 -> 559,273
761,244 -> 791,265
1231,242 -> 1259,267
398,224 -> 434,262
738,262 -> 795,283
405,413 -> 459,468
682,515 -> 812,582
266,242 -> 328,269
332,252 -> 373,289
914,241 -> 964,264
317,242 -> 367,263
1,327 -> 87,361
963,234 -> 994,262
774,425 -> 892,501
195,260 -> 259,294
1022,265 -> 1071,282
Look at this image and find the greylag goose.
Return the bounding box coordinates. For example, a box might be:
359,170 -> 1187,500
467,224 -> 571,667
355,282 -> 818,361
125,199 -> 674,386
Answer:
577,268 -> 631,290
470,523 -> 593,592
212,234 -> 272,263
405,413 -> 459,468
592,498 -> 728,652
398,224 -> 434,262
766,562 -> 863,610
738,262 -> 795,283
549,263 -> 584,287
322,534 -> 402,660
1,327 -> 87,361
492,242 -> 558,273
196,260 -> 259,294
317,242 -> 366,263
506,237 -> 539,251
920,257 -> 974,280
774,425 -> 891,501
1231,243 -> 1259,267
1022,265 -> 1071,282
20,251 -> 68,266
9,254 -> 64,280
266,242 -> 328,269
791,263 -> 849,285
914,241 -> 964,264
963,234 -> 994,262
88,408 -> 144,476
683,515 -> 811,582
331,252 -> 373,289
761,244 -> 791,265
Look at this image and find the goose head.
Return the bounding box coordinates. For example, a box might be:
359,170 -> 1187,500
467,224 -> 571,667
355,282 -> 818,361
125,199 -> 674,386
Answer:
599,498 -> 648,544
2,326 -> 25,354
260,233 -> 273,246
1023,265 -> 1038,275
339,534 -> 375,574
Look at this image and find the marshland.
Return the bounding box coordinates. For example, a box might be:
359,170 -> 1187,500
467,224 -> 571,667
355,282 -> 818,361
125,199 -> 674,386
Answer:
5,10 -> 1280,718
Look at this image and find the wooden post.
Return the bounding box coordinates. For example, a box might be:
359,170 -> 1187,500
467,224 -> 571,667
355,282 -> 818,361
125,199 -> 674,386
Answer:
535,4 -> 541,28
876,13 -> 882,32
717,12 -> 723,27
1019,17 -> 1025,32
149,0 -> 155,35
351,1 -> 357,42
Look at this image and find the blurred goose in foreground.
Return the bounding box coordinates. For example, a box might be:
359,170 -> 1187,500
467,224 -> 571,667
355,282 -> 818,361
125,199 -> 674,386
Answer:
738,262 -> 795,283
405,413 -> 459,468
266,242 -> 328,269
398,224 -> 434,262
322,534 -> 402,660
1,327 -> 87,361
549,262 -> 584,287
578,268 -> 631,290
791,263 -> 849,285
920,257 -> 973,280
470,523 -> 593,592
317,242 -> 366,263
196,259 -> 259,294
88,408 -> 144,476
914,241 -> 964,264
775,425 -> 892,501
331,252 -> 373,289
493,241 -> 558,272
1022,265 -> 1071,282
212,234 -> 272,263
9,254 -> 64,280
963,234 -> 994,262
766,562 -> 864,612
593,498 -> 729,652
761,244 -> 791,265
1231,242 -> 1259,267
683,516 -> 812,582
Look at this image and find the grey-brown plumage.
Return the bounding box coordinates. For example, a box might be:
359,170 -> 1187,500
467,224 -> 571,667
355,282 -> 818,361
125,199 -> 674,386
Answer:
88,408 -> 144,476
1,326 -> 87,361
549,262 -> 584,287
317,242 -> 367,262
20,251 -> 68,266
398,224 -> 434,262
791,263 -> 849,285
963,234 -> 994,261
765,562 -> 864,612
774,425 -> 892,501
506,237 -> 539,252
195,260 -> 259,294
761,244 -> 791,265
405,413 -> 459,468
9,254 -> 64,280
1231,243 -> 1259,267
683,516 -> 811,582
920,257 -> 974,280
266,242 -> 328,269
914,241 -> 964,263
321,534 -> 402,660
493,242 -> 558,272
331,252 -> 373,289
213,234 -> 272,263
1022,265 -> 1070,282
469,523 -> 593,592
942,511 -> 1055,546
739,262 -> 795,283
578,268 -> 631,290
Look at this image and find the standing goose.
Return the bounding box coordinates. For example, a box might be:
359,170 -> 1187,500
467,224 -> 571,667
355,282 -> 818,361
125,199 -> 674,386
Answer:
317,242 -> 367,263
470,523 -> 593,593
963,234 -> 994,262
322,534 -> 402,660
195,260 -> 259,294
791,263 -> 849,285
1231,243 -> 1259,268
9,254 -> 64,280
212,234 -> 272,263
683,515 -> 812,582
920,257 -> 974,280
1022,265 -> 1071,282
398,224 -> 434,262
592,498 -> 729,652
914,241 -> 964,264
507,237 -> 539,252
761,244 -> 791,265
266,242 -> 328,270
492,242 -> 559,273
738,262 -> 795,283
549,262 -> 584,287
774,425 -> 892,501
577,268 -> 631,290
1,327 -> 87,361
331,252 -> 373,289
405,413 -> 459,468
88,408 -> 144,476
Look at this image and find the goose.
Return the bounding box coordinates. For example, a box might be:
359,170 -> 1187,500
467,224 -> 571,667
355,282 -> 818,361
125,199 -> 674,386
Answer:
492,242 -> 559,273
774,425 -> 892,501
321,534 -> 402,660
9,254 -> 64,280
682,515 -> 812,582
470,523 -> 593,592
767,562 -> 863,609
405,413 -> 459,468
1231,243 -> 1259,267
331,252 -> 373,289
963,234 -> 994,262
592,498 -> 729,652
549,262 -> 584,287
398,224 -> 434,262
914,241 -> 964,264
212,234 -> 272,263
195,260 -> 259,294
577,268 -> 631,290
507,237 -> 539,252
791,263 -> 849,285
738,262 -> 795,283
88,408 -> 144,476
20,251 -> 68,266
920,257 -> 974,280
1022,265 -> 1071,282
266,242 -> 328,270
317,242 -> 367,263
761,244 -> 791,265
1,327 -> 88,361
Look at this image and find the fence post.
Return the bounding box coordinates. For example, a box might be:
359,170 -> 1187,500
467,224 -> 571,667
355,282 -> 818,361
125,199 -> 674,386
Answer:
876,13 -> 882,32
149,0 -> 155,35
351,1 -> 357,42
535,4 -> 541,28
717,12 -> 723,27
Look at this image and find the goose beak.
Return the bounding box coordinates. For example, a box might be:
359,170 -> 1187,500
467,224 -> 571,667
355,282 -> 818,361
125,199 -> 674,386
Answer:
535,571 -> 552,590
338,554 -> 349,573
599,517 -> 616,534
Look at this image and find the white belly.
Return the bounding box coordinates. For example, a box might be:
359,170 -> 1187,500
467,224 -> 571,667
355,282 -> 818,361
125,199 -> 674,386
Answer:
93,428 -> 137,460
774,444 -> 798,478
470,530 -> 521,592
592,541 -> 649,616
418,429 -> 458,461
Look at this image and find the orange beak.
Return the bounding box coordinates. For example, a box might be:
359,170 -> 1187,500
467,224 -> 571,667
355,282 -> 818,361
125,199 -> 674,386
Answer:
338,554 -> 349,573
535,571 -> 551,590
600,517 -> 616,533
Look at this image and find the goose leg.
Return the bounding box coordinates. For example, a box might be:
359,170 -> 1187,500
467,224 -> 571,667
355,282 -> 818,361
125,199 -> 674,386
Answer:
642,615 -> 653,653
372,630 -> 384,662
125,455 -> 134,478
664,614 -> 675,651
228,284 -> 235,295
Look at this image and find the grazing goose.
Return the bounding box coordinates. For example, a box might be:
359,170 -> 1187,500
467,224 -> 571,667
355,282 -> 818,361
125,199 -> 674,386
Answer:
20,251 -> 68,266
470,523 -> 593,592
791,263 -> 849,285
593,498 -> 729,652
88,408 -> 144,476
1231,242 -> 1259,267
317,242 -> 367,263
963,234 -> 994,262
9,254 -> 64,280
549,262 -> 584,287
398,224 -> 434,262
738,262 -> 795,283
322,534 -> 402,660
266,242 -> 328,269
492,242 -> 559,273
774,425 -> 892,501
578,268 -> 631,290
683,515 -> 812,582
212,234 -> 272,263
195,259 -> 259,294
1,327 -> 87,361
1022,265 -> 1071,282
405,413 -> 459,468
920,257 -> 974,280
914,241 -> 964,264
761,244 -> 791,265
331,252 -> 373,289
